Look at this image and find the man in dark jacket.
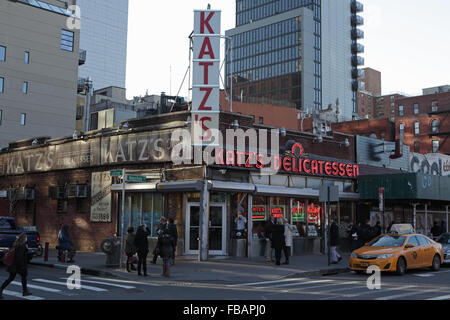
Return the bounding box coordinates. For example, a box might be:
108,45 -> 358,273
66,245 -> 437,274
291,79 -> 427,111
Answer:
134,225 -> 150,276
348,221 -> 360,251
360,220 -> 372,245
373,221 -> 382,239
152,217 -> 168,264
167,218 -> 178,265
57,225 -> 76,263
271,219 -> 286,266
330,217 -> 342,264
264,215 -> 276,263
0,233 -> 32,299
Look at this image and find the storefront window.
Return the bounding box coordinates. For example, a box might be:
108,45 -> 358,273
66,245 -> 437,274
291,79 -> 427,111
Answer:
271,196 -> 288,221
292,199 -> 306,237
252,196 -> 268,239
306,201 -> 323,237
307,178 -> 322,189
119,193 -> 164,237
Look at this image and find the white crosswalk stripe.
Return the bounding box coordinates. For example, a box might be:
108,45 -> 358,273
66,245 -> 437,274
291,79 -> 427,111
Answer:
345,285 -> 416,298
11,281 -> 62,293
61,277 -> 136,289
427,294 -> 450,300
228,278 -> 308,287
292,281 -> 359,292
2,289 -> 45,300
267,279 -> 334,289
32,278 -> 108,292
87,276 -> 162,287
376,289 -> 436,300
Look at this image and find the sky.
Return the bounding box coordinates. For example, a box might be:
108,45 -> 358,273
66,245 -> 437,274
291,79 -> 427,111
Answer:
125,0 -> 450,100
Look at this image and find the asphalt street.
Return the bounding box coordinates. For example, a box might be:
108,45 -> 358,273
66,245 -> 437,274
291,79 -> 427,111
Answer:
1,264 -> 450,301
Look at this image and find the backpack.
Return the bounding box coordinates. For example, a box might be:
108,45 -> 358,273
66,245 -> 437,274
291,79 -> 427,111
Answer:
2,247 -> 15,267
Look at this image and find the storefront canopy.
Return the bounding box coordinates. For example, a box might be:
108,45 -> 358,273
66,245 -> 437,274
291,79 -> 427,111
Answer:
358,173 -> 450,201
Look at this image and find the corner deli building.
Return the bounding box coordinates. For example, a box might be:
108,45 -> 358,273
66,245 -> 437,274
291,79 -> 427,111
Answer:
0,9 -> 359,257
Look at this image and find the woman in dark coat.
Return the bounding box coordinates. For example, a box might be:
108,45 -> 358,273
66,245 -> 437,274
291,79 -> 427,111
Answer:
134,225 -> 150,276
0,233 -> 32,299
157,229 -> 174,277
271,219 -> 286,266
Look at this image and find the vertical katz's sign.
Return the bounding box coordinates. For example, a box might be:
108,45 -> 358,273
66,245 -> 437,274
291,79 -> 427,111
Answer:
192,9 -> 221,146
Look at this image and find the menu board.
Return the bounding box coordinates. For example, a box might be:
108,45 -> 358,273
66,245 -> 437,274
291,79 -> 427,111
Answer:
292,202 -> 306,222
252,206 -> 266,221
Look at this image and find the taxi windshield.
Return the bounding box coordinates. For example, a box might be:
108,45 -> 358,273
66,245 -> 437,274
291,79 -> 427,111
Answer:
369,235 -> 406,247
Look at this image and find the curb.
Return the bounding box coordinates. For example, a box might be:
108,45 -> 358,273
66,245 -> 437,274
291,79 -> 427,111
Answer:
30,261 -> 120,278
282,267 -> 350,278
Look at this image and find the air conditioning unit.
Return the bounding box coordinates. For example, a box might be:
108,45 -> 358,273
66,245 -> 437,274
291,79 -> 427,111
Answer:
24,188 -> 35,200
67,185 -> 78,199
15,188 -> 25,200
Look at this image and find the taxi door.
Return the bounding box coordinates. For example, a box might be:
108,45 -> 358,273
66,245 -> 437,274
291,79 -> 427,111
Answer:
415,235 -> 434,267
403,236 -> 421,269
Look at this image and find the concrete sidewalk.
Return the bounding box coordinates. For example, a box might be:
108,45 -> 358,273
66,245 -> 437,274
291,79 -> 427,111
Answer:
30,249 -> 350,282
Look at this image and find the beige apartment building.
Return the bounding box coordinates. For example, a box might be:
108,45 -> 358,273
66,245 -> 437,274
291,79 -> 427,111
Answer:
0,0 -> 80,148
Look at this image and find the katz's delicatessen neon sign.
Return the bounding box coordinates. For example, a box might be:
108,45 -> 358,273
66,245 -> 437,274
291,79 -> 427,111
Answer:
215,143 -> 359,178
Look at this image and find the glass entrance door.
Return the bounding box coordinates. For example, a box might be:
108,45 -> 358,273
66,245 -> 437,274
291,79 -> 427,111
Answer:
186,203 -> 226,255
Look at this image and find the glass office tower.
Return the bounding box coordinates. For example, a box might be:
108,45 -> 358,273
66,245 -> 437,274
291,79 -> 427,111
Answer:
226,0 -> 364,121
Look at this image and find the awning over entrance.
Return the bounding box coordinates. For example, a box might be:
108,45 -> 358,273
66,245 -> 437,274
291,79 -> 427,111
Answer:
112,180 -> 359,200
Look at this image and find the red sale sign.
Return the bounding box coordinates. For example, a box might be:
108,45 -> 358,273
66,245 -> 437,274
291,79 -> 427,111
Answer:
192,10 -> 221,146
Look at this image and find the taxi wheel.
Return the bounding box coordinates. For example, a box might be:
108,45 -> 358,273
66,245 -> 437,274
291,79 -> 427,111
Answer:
431,254 -> 441,272
396,257 -> 406,275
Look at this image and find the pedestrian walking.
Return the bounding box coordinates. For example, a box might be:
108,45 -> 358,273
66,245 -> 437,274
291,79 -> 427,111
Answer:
282,218 -> 296,265
134,225 -> 150,276
167,218 -> 178,265
0,233 -> 32,299
271,218 -> 286,266
125,226 -> 137,272
360,220 -> 372,246
348,221 -> 360,251
234,211 -> 247,238
157,229 -> 174,277
264,215 -> 275,263
330,217 -> 342,264
373,221 -> 382,238
57,225 -> 76,263
151,217 -> 168,264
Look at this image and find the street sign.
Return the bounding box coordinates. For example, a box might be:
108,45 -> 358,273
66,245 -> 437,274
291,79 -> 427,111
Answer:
110,170 -> 123,177
319,185 -> 339,202
125,174 -> 146,183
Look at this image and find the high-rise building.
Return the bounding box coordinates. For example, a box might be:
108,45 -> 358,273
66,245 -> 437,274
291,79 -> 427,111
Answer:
76,0 -> 129,90
0,0 -> 80,148
225,0 -> 364,122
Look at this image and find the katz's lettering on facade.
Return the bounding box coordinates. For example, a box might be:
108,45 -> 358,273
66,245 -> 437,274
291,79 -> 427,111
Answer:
214,143 -> 360,178
191,9 -> 221,146
0,132 -> 173,176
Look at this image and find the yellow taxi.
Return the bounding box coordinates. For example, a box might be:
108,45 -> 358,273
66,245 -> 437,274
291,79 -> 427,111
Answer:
349,224 -> 444,275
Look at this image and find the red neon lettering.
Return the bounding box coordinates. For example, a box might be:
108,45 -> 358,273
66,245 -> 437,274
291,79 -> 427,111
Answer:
236,151 -> 244,167
226,150 -> 235,166
353,165 -> 359,177
198,88 -> 213,110
332,162 -> 339,176
200,11 -> 214,34
283,157 -> 292,172
256,154 -> 265,169
215,148 -> 224,165
273,155 -> 281,171
325,162 -> 332,175
303,159 -> 311,174
317,160 -> 325,175
199,61 -> 213,84
298,158 -> 303,173
291,143 -> 304,156
292,157 -> 298,172
245,152 -> 255,168
198,37 -> 215,59
311,160 -> 318,175
346,163 -> 353,177
339,163 -> 346,177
